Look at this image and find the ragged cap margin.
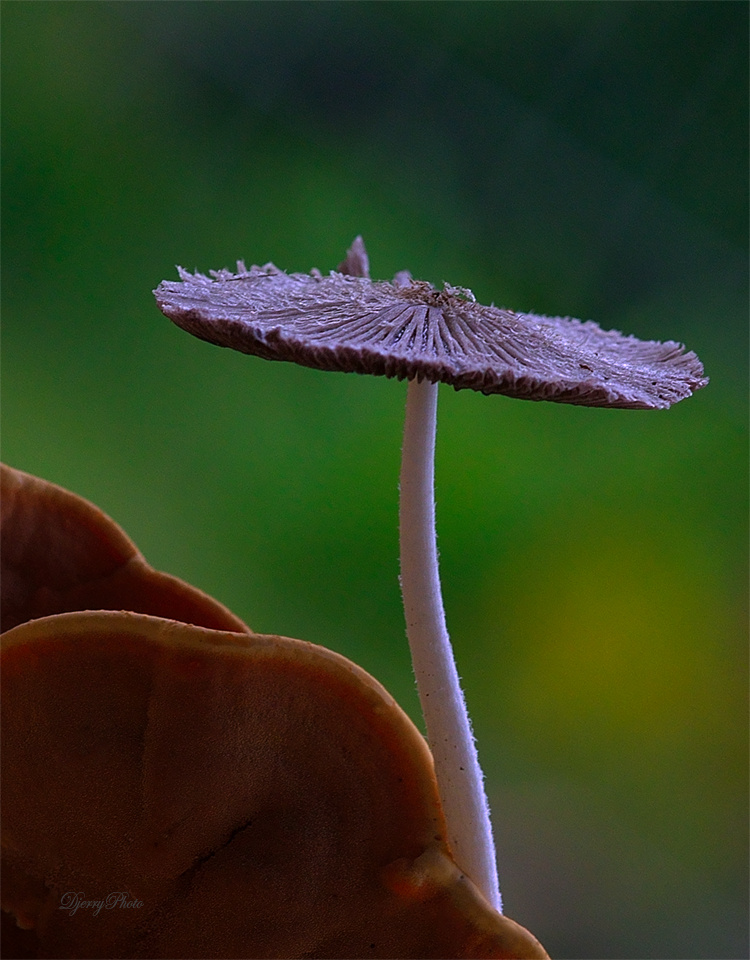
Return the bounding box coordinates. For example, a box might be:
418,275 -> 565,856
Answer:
154,241 -> 708,410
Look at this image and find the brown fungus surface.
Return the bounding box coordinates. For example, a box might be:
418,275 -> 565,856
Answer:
154,237 -> 707,410
0,463 -> 249,635
1,612 -> 548,959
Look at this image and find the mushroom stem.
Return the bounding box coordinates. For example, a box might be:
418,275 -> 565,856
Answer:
399,375 -> 501,912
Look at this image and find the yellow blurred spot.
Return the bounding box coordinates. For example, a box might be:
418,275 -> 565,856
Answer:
491,511 -> 741,761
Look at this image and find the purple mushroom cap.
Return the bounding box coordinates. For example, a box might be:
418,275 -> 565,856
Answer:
154,238 -> 707,410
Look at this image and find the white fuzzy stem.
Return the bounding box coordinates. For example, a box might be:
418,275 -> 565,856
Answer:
399,376 -> 502,911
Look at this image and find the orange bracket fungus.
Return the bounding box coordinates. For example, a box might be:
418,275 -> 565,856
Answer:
155,237 -> 708,914
0,464 -> 248,636
0,464 -> 547,959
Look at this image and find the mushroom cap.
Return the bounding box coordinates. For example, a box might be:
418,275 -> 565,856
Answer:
0,463 -> 249,635
154,238 -> 707,410
2,611 -> 548,959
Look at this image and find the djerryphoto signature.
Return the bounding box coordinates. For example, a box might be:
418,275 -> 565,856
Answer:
59,891 -> 144,917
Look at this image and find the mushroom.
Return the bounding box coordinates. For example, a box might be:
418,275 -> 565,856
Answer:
2,611 -> 547,959
154,237 -> 708,911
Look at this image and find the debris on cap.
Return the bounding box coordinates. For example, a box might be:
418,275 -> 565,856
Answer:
337,234 -> 370,279
155,238 -> 708,410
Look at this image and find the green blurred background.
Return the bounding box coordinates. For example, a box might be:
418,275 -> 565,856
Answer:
2,3 -> 747,957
